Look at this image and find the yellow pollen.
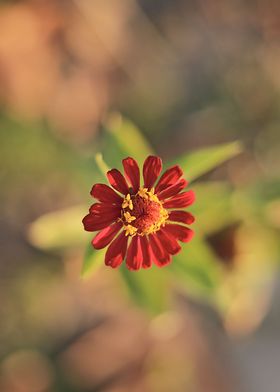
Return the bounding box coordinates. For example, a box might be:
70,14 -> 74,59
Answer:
121,188 -> 169,236
137,187 -> 149,199
123,211 -> 136,223
148,189 -> 159,202
142,207 -> 169,235
124,224 -> 138,236
122,193 -> 133,210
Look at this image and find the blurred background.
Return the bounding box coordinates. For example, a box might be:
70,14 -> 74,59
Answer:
1,0 -> 280,391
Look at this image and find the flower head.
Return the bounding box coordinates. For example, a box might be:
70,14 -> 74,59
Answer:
83,156 -> 195,270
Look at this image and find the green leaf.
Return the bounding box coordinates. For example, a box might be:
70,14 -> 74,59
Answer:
174,141 -> 242,182
94,152 -> 110,180
102,113 -> 154,168
120,265 -> 169,315
28,205 -> 87,250
171,235 -> 223,300
81,243 -> 105,278
191,182 -> 236,235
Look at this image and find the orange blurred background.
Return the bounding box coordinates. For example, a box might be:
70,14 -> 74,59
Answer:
1,1 -> 280,391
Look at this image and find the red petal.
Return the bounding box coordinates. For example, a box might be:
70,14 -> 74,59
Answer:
155,165 -> 183,193
105,231 -> 128,268
149,234 -> 171,267
156,229 -> 181,255
143,156 -> 162,189
107,169 -> 129,195
168,210 -> 195,225
89,203 -> 120,215
122,157 -> 140,194
126,236 -> 142,271
139,235 -> 152,269
163,190 -> 195,209
91,184 -> 123,204
83,211 -> 120,231
157,178 -> 188,200
92,221 -> 122,249
164,224 -> 194,243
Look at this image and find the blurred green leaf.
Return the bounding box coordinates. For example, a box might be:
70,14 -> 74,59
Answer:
171,235 -> 223,300
120,265 -> 169,315
81,243 -> 105,278
94,152 -> 110,180
174,141 -> 242,182
28,205 -> 87,250
231,179 -> 280,224
0,115 -> 98,196
191,182 -> 237,235
102,113 -> 154,169
28,204 -> 105,277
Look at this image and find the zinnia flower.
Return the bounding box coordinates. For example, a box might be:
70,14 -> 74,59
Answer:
83,156 -> 195,270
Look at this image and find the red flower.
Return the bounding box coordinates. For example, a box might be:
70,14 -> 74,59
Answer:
83,156 -> 195,270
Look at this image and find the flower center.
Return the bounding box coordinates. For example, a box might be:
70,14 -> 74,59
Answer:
121,188 -> 169,236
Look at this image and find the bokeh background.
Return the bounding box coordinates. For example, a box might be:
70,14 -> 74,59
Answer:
1,0 -> 280,391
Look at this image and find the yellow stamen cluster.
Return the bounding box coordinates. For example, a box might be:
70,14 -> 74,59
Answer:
121,188 -> 169,237
123,211 -> 136,223
137,187 -> 149,199
122,193 -> 133,210
144,207 -> 169,235
124,224 -> 138,237
137,187 -> 158,202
